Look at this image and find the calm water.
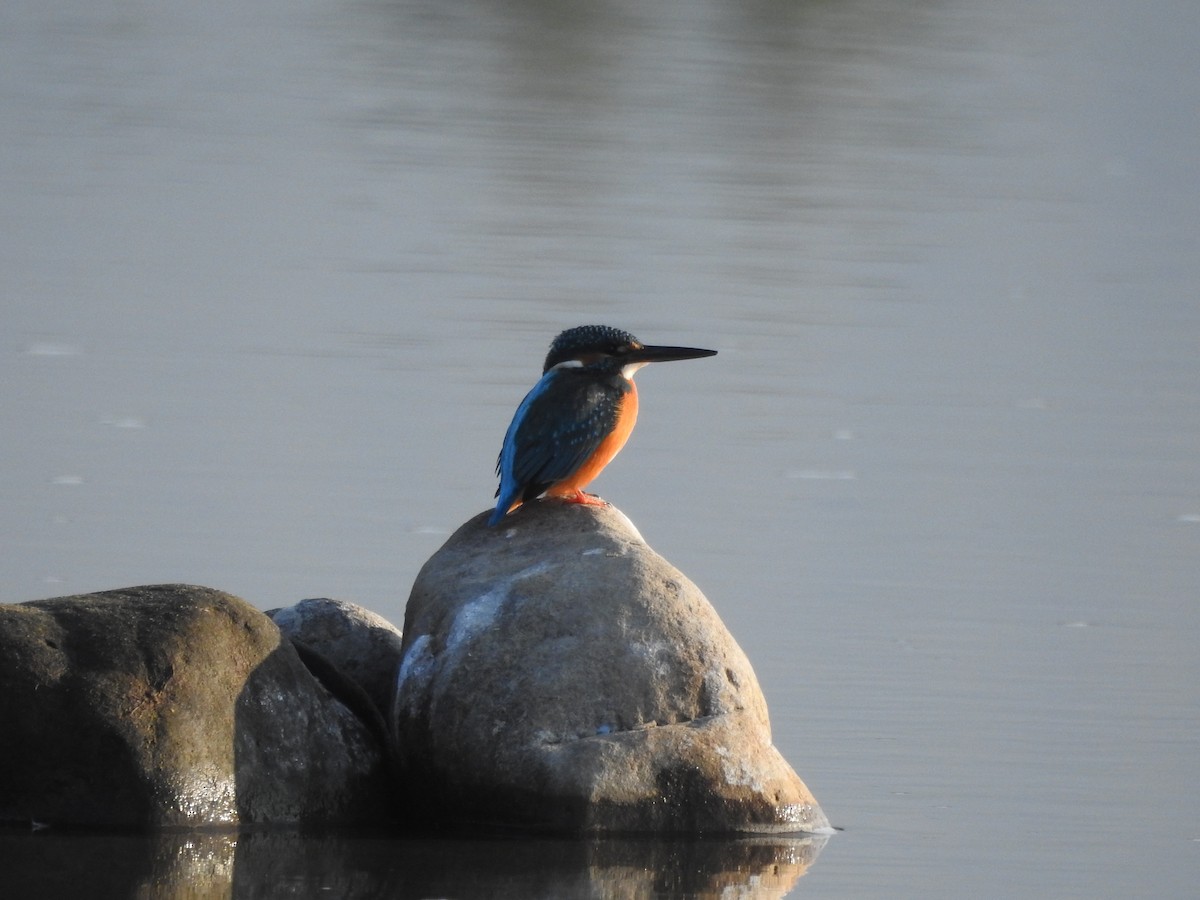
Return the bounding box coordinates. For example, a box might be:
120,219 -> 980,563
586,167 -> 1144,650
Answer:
3,0 -> 1198,896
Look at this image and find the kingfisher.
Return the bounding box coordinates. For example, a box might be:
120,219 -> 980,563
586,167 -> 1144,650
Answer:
489,324 -> 717,526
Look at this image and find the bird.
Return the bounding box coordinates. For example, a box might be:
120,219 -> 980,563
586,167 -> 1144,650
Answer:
489,324 -> 717,526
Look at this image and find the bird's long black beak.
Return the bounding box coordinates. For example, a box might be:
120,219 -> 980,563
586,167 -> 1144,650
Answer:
625,344 -> 717,364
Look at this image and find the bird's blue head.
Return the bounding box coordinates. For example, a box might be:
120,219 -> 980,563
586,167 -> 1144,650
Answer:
542,325 -> 643,374
541,325 -> 716,376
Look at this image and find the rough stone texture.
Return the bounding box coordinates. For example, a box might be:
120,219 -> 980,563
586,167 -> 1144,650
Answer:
268,597 -> 404,722
0,584 -> 393,828
392,501 -> 829,834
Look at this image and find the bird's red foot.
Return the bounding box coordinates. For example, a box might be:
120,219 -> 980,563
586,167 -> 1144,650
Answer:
557,490 -> 607,508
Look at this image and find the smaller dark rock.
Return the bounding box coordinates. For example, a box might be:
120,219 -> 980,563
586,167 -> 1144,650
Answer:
268,597 -> 404,723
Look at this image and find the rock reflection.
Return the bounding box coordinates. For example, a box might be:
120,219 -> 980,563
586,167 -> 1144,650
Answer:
379,834 -> 827,898
0,830 -> 238,899
584,836 -> 827,899
0,828 -> 827,898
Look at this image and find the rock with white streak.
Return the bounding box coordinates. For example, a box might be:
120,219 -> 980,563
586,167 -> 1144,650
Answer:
391,501 -> 828,834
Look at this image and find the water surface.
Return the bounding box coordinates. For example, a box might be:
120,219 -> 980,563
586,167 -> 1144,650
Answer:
3,0 -> 1198,895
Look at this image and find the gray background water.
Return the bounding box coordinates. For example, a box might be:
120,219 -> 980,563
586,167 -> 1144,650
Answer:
3,0 -> 1198,895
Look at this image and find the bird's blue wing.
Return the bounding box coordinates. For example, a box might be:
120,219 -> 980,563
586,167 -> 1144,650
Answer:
490,369 -> 621,524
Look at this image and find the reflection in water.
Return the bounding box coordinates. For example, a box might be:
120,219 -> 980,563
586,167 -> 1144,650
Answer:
382,834 -> 826,899
0,830 -> 239,897
0,828 -> 827,899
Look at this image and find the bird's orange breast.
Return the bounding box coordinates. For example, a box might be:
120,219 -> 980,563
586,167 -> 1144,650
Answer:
545,380 -> 639,497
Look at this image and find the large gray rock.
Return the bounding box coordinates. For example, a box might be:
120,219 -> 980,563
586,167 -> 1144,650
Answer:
0,584 -> 393,828
392,502 -> 829,834
268,597 -> 404,723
